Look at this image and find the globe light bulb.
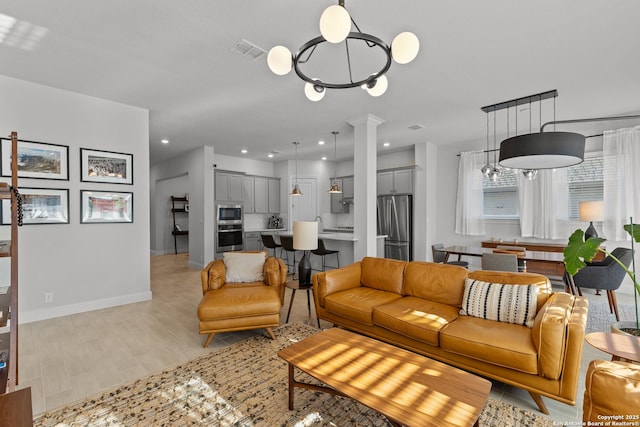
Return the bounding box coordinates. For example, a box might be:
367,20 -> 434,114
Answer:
366,75 -> 388,97
304,81 -> 325,101
267,46 -> 292,75
319,5 -> 351,44
391,32 -> 420,64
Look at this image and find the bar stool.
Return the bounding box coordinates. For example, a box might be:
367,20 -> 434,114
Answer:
279,235 -> 298,274
261,234 -> 281,257
311,239 -> 340,271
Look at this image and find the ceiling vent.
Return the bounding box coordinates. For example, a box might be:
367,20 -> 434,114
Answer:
231,39 -> 266,61
408,124 -> 425,130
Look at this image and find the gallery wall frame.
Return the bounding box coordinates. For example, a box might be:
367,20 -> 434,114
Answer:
1,187 -> 69,225
0,138 -> 69,180
80,190 -> 133,224
80,148 -> 133,185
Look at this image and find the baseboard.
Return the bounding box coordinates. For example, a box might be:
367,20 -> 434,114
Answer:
20,291 -> 153,324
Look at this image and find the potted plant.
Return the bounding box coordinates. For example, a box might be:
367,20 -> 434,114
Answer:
563,220 -> 640,336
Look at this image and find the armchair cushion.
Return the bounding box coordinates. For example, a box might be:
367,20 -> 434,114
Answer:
223,251 -> 266,283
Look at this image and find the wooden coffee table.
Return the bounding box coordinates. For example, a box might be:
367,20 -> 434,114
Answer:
277,328 -> 491,427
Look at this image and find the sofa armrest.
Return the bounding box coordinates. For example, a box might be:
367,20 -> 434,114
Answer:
531,292 -> 588,381
263,256 -> 288,305
583,359 -> 640,422
201,259 -> 226,294
313,262 -> 362,308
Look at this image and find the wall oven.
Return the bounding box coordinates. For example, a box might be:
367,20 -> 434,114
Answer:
217,223 -> 243,253
216,204 -> 243,253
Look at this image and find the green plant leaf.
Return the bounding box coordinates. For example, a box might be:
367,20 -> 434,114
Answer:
623,223 -> 640,243
563,229 -> 606,276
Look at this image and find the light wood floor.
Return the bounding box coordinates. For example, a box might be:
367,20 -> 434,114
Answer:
17,253 -> 635,423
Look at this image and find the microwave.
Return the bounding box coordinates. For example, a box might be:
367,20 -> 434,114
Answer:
217,204 -> 242,224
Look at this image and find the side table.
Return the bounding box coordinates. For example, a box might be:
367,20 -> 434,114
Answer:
285,280 -> 320,328
585,331 -> 640,363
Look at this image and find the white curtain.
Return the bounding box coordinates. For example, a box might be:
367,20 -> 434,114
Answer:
603,126 -> 640,240
455,151 -> 485,235
517,168 -> 569,239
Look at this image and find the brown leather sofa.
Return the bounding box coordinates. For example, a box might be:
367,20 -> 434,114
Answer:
312,257 -> 589,414
198,252 -> 287,347
583,359 -> 640,422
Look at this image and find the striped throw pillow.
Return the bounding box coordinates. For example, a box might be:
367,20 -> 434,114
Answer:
460,278 -> 538,328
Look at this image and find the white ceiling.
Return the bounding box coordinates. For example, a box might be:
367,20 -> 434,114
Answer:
1,1 -> 639,165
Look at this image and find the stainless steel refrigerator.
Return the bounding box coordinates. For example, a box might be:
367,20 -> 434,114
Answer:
377,195 -> 413,261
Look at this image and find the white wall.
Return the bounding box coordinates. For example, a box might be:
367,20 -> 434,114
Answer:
0,75 -> 151,322
150,146 -> 215,268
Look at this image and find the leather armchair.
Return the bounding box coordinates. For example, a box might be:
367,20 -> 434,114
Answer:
583,359 -> 640,422
197,252 -> 287,347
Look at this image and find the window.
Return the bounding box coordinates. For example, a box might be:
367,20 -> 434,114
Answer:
483,168 -> 518,218
567,157 -> 603,220
482,155 -> 603,219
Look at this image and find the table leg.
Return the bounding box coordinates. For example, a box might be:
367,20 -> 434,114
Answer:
285,289 -> 297,323
287,363 -> 294,410
306,289 -> 311,316
443,252 -> 451,263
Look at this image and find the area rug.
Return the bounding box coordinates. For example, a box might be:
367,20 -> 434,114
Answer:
585,300 -> 637,333
34,322 -> 552,427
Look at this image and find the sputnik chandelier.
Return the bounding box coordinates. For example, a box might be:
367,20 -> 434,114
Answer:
267,0 -> 419,101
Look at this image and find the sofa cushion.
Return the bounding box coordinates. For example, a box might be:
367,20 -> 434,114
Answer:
440,316 -> 539,375
325,287 -> 402,326
224,252 -> 266,283
373,296 -> 460,346
403,262 -> 468,306
461,278 -> 538,327
360,257 -> 406,294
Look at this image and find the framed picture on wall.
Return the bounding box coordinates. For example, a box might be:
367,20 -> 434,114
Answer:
1,187 -> 69,225
80,148 -> 133,184
1,139 -> 69,180
81,190 -> 133,224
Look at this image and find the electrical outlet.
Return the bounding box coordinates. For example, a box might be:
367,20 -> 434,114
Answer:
44,292 -> 53,303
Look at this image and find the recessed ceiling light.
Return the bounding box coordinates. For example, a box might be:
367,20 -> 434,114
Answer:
161,139 -> 169,144
383,142 -> 390,147
241,149 -> 248,154
321,156 -> 327,160
318,140 -> 325,145
408,124 -> 425,130
268,153 -> 274,158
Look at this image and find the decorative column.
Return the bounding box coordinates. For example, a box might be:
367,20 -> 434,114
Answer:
347,114 -> 385,261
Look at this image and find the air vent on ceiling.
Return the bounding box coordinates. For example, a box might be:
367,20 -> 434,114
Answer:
408,124 -> 425,130
230,39 -> 266,61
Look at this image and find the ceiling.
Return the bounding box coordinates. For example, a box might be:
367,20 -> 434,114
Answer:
1,1 -> 639,166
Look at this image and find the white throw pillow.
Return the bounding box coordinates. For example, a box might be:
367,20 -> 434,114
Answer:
223,252 -> 266,283
460,278 -> 538,328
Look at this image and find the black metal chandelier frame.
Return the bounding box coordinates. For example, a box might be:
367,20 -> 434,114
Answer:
293,22 -> 392,92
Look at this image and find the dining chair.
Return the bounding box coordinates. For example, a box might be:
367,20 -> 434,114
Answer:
431,243 -> 469,268
481,252 -> 519,272
495,245 -> 527,272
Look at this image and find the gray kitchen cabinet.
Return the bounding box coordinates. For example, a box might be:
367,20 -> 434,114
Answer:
268,178 -> 280,213
377,168 -> 413,195
244,232 -> 262,251
254,177 -> 269,213
215,171 -> 243,201
243,176 -> 255,213
342,176 -> 354,198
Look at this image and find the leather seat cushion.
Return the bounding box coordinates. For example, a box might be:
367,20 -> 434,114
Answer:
198,285 -> 280,320
440,315 -> 539,374
373,296 -> 460,346
325,287 -> 402,326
